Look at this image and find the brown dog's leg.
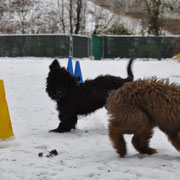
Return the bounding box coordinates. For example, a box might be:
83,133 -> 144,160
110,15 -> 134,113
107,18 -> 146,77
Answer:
109,131 -> 126,157
131,126 -> 157,155
168,133 -> 180,151
109,122 -> 126,157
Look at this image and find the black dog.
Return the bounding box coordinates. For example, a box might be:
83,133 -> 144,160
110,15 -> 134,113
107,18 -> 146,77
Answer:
46,59 -> 134,133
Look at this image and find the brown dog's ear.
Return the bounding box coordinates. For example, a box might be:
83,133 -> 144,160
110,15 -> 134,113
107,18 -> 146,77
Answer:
49,59 -> 60,71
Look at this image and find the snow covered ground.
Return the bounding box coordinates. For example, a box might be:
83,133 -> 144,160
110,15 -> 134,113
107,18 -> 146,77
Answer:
0,57 -> 180,180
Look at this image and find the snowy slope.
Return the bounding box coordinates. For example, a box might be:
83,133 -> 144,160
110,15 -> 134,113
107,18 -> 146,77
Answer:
0,57 -> 180,180
0,0 -> 171,35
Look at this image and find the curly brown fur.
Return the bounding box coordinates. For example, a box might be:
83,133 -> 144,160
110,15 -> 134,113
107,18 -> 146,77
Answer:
106,77 -> 180,157
46,59 -> 134,133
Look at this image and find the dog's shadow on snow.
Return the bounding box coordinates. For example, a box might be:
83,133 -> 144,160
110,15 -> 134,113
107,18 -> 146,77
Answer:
47,127 -> 108,138
126,153 -> 180,161
70,127 -> 108,136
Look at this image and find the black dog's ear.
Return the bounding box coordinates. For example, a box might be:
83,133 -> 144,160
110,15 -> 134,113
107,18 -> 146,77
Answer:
49,59 -> 60,71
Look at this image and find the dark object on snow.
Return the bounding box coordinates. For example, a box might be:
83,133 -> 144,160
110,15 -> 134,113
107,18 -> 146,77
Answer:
46,149 -> 58,157
46,58 -> 134,133
38,149 -> 58,158
38,152 -> 43,157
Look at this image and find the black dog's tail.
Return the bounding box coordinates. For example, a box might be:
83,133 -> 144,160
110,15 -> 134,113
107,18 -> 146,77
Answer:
126,58 -> 134,82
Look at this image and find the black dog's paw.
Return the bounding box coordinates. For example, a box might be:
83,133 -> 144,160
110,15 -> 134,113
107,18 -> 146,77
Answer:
49,127 -> 73,133
49,129 -> 70,133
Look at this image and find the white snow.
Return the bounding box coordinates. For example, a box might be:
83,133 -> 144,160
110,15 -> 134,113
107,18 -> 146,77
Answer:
0,57 -> 180,180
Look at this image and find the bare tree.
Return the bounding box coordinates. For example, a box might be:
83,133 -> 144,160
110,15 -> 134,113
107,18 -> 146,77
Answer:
141,0 -> 177,35
57,0 -> 66,33
142,0 -> 163,35
0,1 -> 6,18
11,0 -> 33,34
79,0 -> 87,34
0,1 -> 9,33
74,0 -> 82,34
56,0 -> 87,34
69,0 -> 73,34
74,0 -> 87,34
91,0 -> 115,35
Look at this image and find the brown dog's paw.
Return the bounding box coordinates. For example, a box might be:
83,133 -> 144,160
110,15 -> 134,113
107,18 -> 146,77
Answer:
117,149 -> 127,158
177,132 -> 180,139
146,148 -> 157,155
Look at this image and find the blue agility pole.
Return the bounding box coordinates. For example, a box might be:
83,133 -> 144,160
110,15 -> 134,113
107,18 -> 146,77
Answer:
67,56 -> 73,75
74,61 -> 83,83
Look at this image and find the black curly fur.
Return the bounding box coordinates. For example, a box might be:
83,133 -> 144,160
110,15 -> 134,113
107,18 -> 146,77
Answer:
46,58 -> 134,133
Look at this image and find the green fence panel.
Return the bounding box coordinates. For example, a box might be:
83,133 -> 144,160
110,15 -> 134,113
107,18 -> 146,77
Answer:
103,36 -> 180,59
92,35 -> 102,60
0,35 -> 70,57
103,36 -> 134,58
22,35 -> 70,57
72,35 -> 90,58
0,36 -> 22,56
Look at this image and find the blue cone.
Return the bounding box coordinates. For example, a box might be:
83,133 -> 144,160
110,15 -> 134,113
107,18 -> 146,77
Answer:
67,56 -> 73,75
74,61 -> 83,83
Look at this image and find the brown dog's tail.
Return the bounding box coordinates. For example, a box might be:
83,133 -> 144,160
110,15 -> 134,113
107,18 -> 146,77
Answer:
126,58 -> 134,82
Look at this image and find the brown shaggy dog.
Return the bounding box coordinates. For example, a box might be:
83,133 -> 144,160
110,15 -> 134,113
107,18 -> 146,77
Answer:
106,77 -> 180,157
